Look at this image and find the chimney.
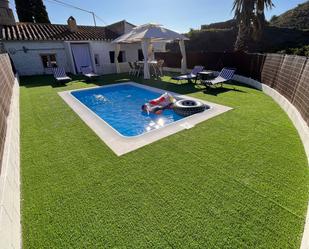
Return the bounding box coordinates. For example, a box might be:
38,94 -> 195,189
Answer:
0,0 -> 15,25
67,16 -> 78,32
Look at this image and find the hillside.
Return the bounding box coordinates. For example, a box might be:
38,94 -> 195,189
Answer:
270,1 -> 309,30
201,19 -> 236,30
167,2 -> 309,54
167,26 -> 308,53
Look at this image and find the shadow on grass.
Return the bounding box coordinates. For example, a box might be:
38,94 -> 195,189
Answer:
19,74 -> 130,88
202,85 -> 247,96
19,73 -> 204,95
19,75 -> 56,88
19,74 -> 252,97
135,79 -> 203,95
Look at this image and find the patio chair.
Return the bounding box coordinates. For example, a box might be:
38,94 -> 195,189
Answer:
81,66 -> 99,81
156,59 -> 164,76
53,67 -> 72,84
201,67 -> 236,88
150,62 -> 159,78
128,62 -> 136,76
136,62 -> 144,77
171,65 -> 204,83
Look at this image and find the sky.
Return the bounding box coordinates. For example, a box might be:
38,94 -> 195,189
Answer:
9,0 -> 308,32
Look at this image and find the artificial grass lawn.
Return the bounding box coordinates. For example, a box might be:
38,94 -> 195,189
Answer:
20,74 -> 308,248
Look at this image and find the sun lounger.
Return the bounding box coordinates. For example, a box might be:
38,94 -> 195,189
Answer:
53,67 -> 72,84
81,66 -> 99,81
171,65 -> 204,83
202,68 -> 236,88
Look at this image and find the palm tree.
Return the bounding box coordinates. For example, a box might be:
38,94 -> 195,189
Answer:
233,0 -> 255,51
252,0 -> 274,41
233,0 -> 274,51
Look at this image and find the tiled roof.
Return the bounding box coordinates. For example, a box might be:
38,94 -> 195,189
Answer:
0,22 -> 119,41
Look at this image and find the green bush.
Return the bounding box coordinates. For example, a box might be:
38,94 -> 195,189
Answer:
279,45 -> 309,56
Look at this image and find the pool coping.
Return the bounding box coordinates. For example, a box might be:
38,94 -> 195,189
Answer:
58,82 -> 232,156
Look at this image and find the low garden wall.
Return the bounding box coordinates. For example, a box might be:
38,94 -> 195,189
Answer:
233,74 -> 309,249
156,52 -> 309,127
156,51 -> 309,249
0,53 -> 16,171
0,53 -> 21,249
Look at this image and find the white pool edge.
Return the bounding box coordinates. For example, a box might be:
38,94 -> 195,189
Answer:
68,82 -> 216,139
58,82 -> 232,156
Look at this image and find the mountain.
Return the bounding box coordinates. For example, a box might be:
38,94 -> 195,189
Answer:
270,1 -> 309,30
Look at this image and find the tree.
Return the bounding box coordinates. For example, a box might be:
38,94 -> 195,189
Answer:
233,0 -> 255,51
270,15 -> 278,22
15,0 -> 34,22
233,0 -> 274,51
15,0 -> 50,23
252,0 -> 274,41
32,0 -> 50,23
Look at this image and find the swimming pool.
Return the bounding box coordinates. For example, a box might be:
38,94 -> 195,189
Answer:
71,84 -> 184,137
59,82 -> 231,155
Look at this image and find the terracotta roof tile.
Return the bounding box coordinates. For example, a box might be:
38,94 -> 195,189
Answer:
0,22 -> 119,41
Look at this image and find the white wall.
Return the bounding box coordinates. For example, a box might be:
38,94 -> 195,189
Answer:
4,40 -> 143,76
4,41 -> 70,76
90,41 -> 141,74
120,43 -> 141,72
0,79 -> 21,249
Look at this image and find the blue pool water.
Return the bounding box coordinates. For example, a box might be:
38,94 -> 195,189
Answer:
71,84 -> 184,137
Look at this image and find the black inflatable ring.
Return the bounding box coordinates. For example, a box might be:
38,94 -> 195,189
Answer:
173,99 -> 208,117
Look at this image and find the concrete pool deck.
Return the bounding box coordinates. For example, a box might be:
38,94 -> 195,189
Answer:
59,82 -> 232,156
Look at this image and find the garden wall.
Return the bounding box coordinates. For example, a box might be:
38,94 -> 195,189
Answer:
0,53 -> 15,172
156,51 -> 309,248
0,53 -> 21,249
156,52 -> 308,126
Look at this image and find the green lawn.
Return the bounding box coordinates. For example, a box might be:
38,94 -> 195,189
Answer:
20,74 -> 309,249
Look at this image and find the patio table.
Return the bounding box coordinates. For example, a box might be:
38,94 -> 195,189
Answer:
197,71 -> 215,81
137,60 -> 158,65
137,61 -> 159,78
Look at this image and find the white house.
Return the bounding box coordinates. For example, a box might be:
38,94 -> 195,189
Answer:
0,0 -> 166,76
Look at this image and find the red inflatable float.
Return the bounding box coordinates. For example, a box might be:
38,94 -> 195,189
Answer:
142,92 -> 176,114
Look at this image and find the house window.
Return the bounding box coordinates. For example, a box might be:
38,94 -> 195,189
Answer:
109,51 -> 126,63
41,54 -> 57,68
94,54 -> 100,66
138,49 -> 144,61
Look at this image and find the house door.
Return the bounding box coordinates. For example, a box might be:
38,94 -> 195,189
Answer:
71,43 -> 93,73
